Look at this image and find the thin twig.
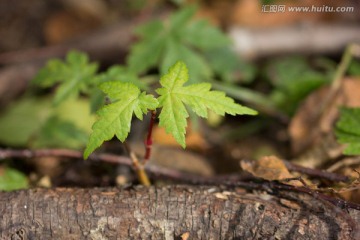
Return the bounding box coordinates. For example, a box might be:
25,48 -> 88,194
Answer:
0,148 -> 253,185
1,148 -> 360,210
327,157 -> 360,173
270,182 -> 360,211
130,151 -> 151,186
283,159 -> 350,182
0,148 -> 349,183
123,143 -> 151,186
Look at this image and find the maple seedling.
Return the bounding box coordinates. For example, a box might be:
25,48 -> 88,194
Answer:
84,61 -> 257,185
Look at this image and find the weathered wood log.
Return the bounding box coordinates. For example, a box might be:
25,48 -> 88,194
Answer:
0,185 -> 359,239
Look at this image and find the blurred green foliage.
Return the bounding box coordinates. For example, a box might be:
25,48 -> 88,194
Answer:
335,107 -> 360,155
0,97 -> 95,149
0,167 -> 28,191
33,51 -> 98,105
127,5 -> 252,84
33,116 -> 89,149
265,56 -> 333,115
348,59 -> 360,76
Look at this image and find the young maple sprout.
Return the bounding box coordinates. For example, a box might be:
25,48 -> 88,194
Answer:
83,61 -> 258,185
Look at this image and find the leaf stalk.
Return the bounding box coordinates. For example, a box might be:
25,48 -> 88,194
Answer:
144,110 -> 156,163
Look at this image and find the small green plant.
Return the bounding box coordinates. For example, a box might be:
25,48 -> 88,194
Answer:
33,5 -> 263,119
1,5 -> 260,186
84,61 -> 257,159
335,107 -> 360,155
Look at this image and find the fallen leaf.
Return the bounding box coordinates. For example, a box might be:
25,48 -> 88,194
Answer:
336,167 -> 360,203
240,155 -> 302,186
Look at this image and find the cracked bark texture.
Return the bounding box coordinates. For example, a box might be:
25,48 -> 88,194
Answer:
0,185 -> 359,239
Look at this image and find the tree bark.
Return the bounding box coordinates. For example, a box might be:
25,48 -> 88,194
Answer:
0,185 -> 359,239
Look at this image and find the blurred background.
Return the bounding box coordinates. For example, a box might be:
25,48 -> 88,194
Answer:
0,0 -> 358,52
0,0 -> 359,203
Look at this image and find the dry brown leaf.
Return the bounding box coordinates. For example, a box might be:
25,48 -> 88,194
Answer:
240,156 -> 302,186
336,167 -> 360,203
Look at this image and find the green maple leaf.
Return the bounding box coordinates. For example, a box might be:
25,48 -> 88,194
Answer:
33,50 -> 98,105
84,82 -> 158,159
89,65 -> 149,113
127,5 -> 234,84
156,61 -> 257,147
335,107 -> 360,155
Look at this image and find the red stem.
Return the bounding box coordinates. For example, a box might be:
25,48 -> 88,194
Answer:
144,110 -> 156,162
